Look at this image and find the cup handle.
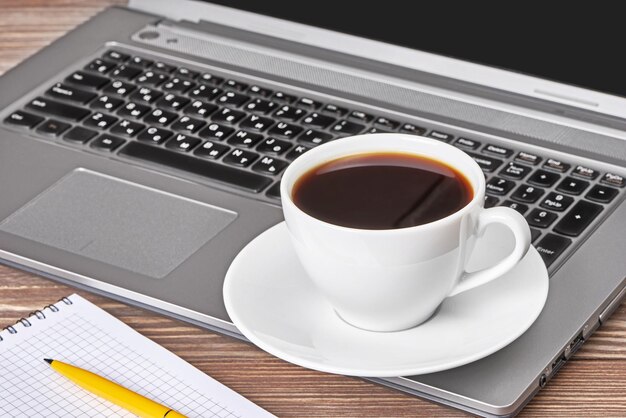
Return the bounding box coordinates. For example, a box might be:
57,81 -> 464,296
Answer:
448,207 -> 531,297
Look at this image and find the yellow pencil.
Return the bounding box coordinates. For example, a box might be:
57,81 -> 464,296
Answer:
44,358 -> 187,418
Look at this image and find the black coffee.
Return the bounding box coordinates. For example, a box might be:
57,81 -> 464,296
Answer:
292,152 -> 473,230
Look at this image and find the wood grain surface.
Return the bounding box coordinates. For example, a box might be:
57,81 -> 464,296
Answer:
1,1 -> 625,416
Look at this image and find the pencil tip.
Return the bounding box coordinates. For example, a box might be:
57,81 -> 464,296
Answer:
44,358 -> 53,364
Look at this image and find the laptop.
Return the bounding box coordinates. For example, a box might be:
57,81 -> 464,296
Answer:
0,1 -> 624,416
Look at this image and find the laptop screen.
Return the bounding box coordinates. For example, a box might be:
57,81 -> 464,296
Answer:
204,2 -> 626,99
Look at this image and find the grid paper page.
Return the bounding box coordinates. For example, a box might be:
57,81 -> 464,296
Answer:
0,294 -> 274,418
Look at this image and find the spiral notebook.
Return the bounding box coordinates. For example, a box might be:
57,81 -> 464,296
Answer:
0,294 -> 274,418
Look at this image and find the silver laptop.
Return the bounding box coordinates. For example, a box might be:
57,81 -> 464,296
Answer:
1,1 -> 624,416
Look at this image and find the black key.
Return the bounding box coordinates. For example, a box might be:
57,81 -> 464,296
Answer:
285,144 -> 311,161
297,97 -> 322,109
298,129 -> 333,146
143,108 -> 178,126
84,112 -> 118,130
174,67 -> 199,80
199,73 -> 224,85
486,177 -> 515,195
194,140 -> 230,159
500,200 -> 528,215
331,120 -> 365,135
399,123 -> 426,135
252,156 -> 288,175
535,234 -> 572,268
64,126 -> 97,143
110,119 -> 145,137
216,91 -> 249,107
212,107 -> 246,125
268,122 -> 303,139
117,102 -> 151,119
531,228 -> 541,243
428,130 -> 453,142
322,103 -> 348,117
227,130 -> 264,148
526,209 -> 558,228
90,134 -> 125,151
499,162 -> 531,180
189,85 -> 222,101
198,122 -> 235,141
374,117 -> 400,130
540,192 -> 574,212
102,80 -> 136,97
129,56 -> 153,68
302,112 -> 336,128
136,127 -> 172,144
556,176 -> 590,195
272,91 -> 296,103
543,158 -> 570,173
120,141 -> 271,192
165,133 -> 201,152
483,144 -> 513,158
109,64 -> 142,80
601,172 -> 625,188
35,119 -> 71,136
515,151 -> 542,166
65,71 -> 109,89
153,61 -> 177,73
223,148 -> 259,167
274,105 -> 306,122
365,127 -> 390,134
528,169 -> 560,187
266,182 -> 281,199
454,137 -> 481,150
572,165 -> 599,180
103,50 -> 130,62
349,110 -> 374,123
240,114 -> 274,132
257,137 -> 291,155
162,77 -> 195,93
91,95 -> 124,111
511,184 -> 544,203
130,87 -> 163,104
465,152 -> 503,172
185,100 -> 218,118
170,116 -> 206,134
46,83 -> 97,104
224,79 -> 248,91
586,185 -> 618,203
4,110 -> 43,128
157,93 -> 190,111
136,70 -> 168,86
484,195 -> 499,208
249,85 -> 272,97
245,98 -> 277,114
26,97 -> 90,121
85,58 -> 117,74
554,200 -> 603,237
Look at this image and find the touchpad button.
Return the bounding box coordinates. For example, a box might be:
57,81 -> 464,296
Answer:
0,169 -> 237,278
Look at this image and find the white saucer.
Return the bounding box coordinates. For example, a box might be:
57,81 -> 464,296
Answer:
223,222 -> 549,377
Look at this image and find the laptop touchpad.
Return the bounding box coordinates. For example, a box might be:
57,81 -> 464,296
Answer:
0,169 -> 237,278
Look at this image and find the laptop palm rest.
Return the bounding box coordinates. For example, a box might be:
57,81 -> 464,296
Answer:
0,168 -> 237,278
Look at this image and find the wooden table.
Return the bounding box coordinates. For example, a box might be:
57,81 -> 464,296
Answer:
1,1 -> 625,416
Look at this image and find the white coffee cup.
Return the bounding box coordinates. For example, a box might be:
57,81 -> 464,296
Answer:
281,134 -> 531,332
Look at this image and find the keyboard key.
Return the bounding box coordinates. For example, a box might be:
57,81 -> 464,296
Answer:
483,144 -> 513,158
223,148 -> 259,167
199,73 -> 224,85
129,56 -> 153,68
511,184 -> 544,203
216,91 -> 249,107
257,137 -> 291,155
102,80 -> 135,97
486,177 -> 515,195
194,140 -> 230,159
531,228 -> 541,243
554,200 -> 603,237
157,93 -> 190,111
240,114 -> 274,132
543,158 -> 570,173
85,58 -> 116,74
266,182 -> 281,199
528,169 -> 560,187
35,119 -> 70,136
165,133 -> 201,152
285,144 -> 311,161
63,126 -> 97,143
198,123 -> 234,141
252,156 -> 288,175
302,112 -> 336,128
103,50 -> 129,62
120,142 -> 271,192
540,192 -> 574,212
109,64 -> 142,80
484,195 -> 499,208
84,112 -> 118,130
322,103 -> 348,117
601,172 -> 625,188
331,120 -> 365,135
298,129 -> 333,146
117,102 -> 151,119
110,119 -> 145,137
189,84 -> 222,101
162,77 -> 195,93
465,152 -> 503,172
366,127 -> 390,134
170,116 -> 205,134
274,105 -> 306,121
374,117 -> 400,130
65,71 -> 109,89
535,234 -> 572,268
245,98 -> 278,114
586,185 -> 618,203
268,122 -> 303,139
499,162 -> 531,180
428,130 -> 453,142
349,110 -> 374,123
136,70 -> 168,86
227,130 -> 264,148
27,97 -> 90,121
297,97 -> 322,109
154,61 -> 177,73
174,67 -> 199,80
144,108 -> 178,126
224,79 -> 248,92
90,134 -> 125,151
249,85 -> 272,97
399,123 -> 426,135
212,107 -> 246,125
515,151 -> 542,165
572,165 -> 599,180
454,137 -> 481,150
136,127 -> 172,144
130,87 -> 162,104
46,83 -> 97,104
272,91 -> 296,103
91,95 -> 124,111
500,200 -> 528,215
4,110 -> 43,128
185,100 -> 218,118
526,208 -> 558,228
556,176 -> 590,195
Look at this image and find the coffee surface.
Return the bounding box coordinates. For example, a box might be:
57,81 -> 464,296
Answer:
292,152 -> 473,229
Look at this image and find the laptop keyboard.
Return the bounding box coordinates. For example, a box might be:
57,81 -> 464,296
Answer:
3,49 -> 625,269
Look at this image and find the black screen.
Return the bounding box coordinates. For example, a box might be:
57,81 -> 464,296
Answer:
205,2 -> 626,98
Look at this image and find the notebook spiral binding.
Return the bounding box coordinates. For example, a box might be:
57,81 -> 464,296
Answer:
0,296 -> 73,342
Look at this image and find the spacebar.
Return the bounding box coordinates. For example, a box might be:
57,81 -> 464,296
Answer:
119,142 -> 272,192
